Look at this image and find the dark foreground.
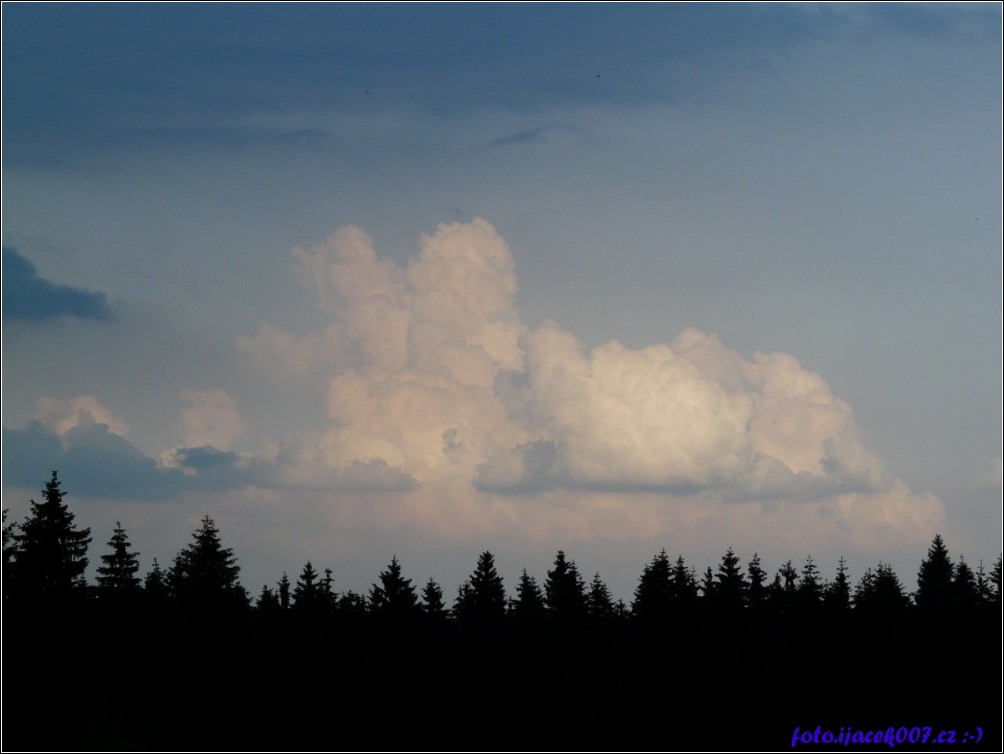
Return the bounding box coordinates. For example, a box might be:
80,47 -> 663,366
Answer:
3,603 -> 1000,752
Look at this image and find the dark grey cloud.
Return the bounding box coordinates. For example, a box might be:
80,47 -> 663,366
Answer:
169,445 -> 242,473
4,421 -> 177,500
475,440 -> 560,495
2,421 -> 417,501
2,422 -> 257,500
2,247 -> 114,322
475,439 -> 713,497
8,4 -> 993,163
476,439 -> 893,500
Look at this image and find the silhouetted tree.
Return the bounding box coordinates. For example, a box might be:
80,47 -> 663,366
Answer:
257,584 -> 280,612
699,566 -> 716,600
855,563 -> 909,612
421,577 -> 448,621
746,553 -> 767,609
369,555 -> 419,621
915,534 -> 953,612
774,560 -> 799,612
545,550 -> 587,620
293,561 -> 321,612
798,556 -> 822,609
778,560 -> 799,593
12,471 -> 92,602
144,558 -> 168,599
277,572 -> 291,610
975,560 -> 994,607
951,557 -> 980,611
138,558 -> 170,618
168,515 -> 245,612
824,556 -> 851,611
95,522 -> 141,598
510,568 -> 545,624
319,568 -> 337,614
714,548 -> 746,611
454,551 -> 506,625
670,555 -> 698,611
991,557 -> 1002,607
3,509 -> 19,602
339,590 -> 368,619
586,572 -> 616,619
632,550 -> 672,622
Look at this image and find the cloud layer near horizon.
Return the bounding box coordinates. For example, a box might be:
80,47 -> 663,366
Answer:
2,218 -> 948,575
234,218 -> 942,546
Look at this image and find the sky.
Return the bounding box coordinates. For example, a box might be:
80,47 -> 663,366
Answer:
2,3 -> 1001,603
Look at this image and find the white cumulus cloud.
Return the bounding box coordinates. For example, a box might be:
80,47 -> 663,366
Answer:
179,388 -> 245,451
239,218 -> 941,552
32,395 -> 129,436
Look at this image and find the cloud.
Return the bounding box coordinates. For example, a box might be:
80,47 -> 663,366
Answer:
4,420 -> 175,500
243,219 -> 528,488
476,323 -> 892,499
975,457 -> 1002,494
1,247 -> 114,322
239,217 -> 935,560
488,122 -> 580,148
180,389 -> 245,450
2,417 -> 261,501
32,395 -> 129,437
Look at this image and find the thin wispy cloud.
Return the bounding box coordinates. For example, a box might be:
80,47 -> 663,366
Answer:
488,122 -> 581,148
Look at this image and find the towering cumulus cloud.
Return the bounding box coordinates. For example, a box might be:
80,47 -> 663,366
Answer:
242,219 -> 942,550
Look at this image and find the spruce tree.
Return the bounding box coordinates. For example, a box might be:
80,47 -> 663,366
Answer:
3,509 -> 19,603
277,572 -> 291,610
632,549 -> 672,622
823,556 -> 851,611
746,553 -> 767,609
168,515 -> 244,612
915,534 -> 953,611
670,555 -> 698,611
510,568 -> 546,623
586,572 -> 616,620
96,522 -> 142,597
144,558 -> 168,597
293,561 -> 321,612
856,563 -> 909,612
545,550 -> 587,620
853,567 -> 875,610
714,548 -> 746,611
13,471 -> 92,602
770,560 -> 799,613
798,556 -> 822,609
991,556 -> 1002,607
257,585 -> 281,612
454,551 -> 506,625
369,555 -> 419,621
975,560 -> 994,607
951,558 -> 980,610
872,562 -> 909,610
339,590 -> 368,619
421,577 -> 448,621
319,568 -> 337,614
700,566 -> 716,600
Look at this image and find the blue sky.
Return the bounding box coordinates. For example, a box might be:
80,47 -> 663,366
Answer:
2,3 -> 1000,601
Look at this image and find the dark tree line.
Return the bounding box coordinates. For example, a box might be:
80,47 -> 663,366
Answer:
3,472 -> 1001,751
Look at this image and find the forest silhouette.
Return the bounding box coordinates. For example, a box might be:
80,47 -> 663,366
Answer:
3,471 -> 1001,751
